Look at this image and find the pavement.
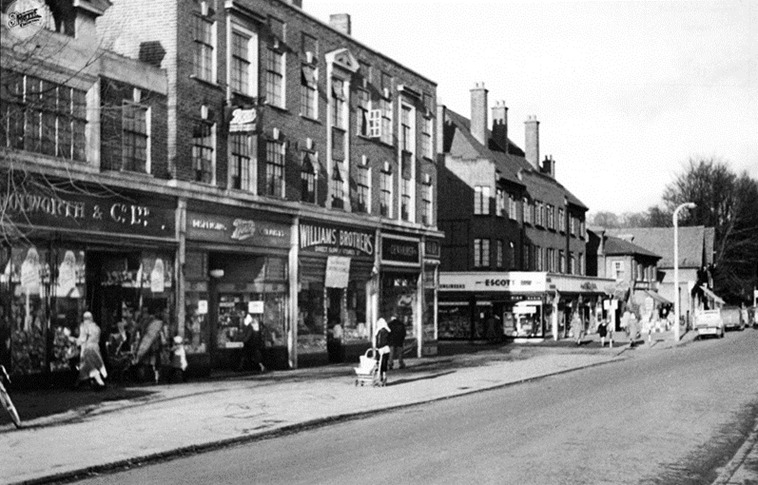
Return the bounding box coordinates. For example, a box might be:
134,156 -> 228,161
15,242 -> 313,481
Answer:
1,326 -> 753,485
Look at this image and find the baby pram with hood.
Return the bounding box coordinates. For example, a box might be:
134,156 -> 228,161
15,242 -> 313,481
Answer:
354,348 -> 385,387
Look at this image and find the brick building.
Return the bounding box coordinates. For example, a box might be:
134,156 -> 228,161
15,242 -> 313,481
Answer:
1,0 -> 174,380
437,83 -> 613,341
95,0 -> 443,369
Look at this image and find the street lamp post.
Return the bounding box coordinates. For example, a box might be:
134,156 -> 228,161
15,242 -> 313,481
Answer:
673,202 -> 696,342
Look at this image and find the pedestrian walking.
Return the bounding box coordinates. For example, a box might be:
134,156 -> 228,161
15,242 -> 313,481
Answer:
597,318 -> 608,347
374,318 -> 391,384
570,311 -> 583,345
168,335 -> 188,383
73,312 -> 107,389
238,313 -> 255,372
388,314 -> 406,370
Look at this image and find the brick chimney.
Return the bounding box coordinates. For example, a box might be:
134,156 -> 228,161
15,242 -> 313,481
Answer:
330,13 -> 351,35
470,83 -> 488,146
541,155 -> 555,178
524,115 -> 540,169
491,100 -> 508,153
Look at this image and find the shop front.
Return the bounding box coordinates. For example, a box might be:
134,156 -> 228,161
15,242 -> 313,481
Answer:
0,183 -> 176,382
421,238 -> 441,355
439,272 -> 548,341
380,234 -> 424,357
547,274 -> 617,340
184,206 -> 291,372
297,221 -> 376,364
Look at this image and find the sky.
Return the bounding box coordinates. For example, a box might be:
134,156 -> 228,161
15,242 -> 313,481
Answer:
305,0 -> 758,215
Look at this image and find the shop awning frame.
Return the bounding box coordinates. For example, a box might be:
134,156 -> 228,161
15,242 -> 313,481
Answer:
643,290 -> 672,305
700,284 -> 725,305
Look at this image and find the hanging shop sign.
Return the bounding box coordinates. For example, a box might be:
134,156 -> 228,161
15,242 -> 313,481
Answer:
227,107 -> 258,133
187,212 -> 290,249
2,187 -> 175,238
325,256 -> 351,288
424,239 -> 441,260
381,237 -> 420,265
299,222 -> 374,258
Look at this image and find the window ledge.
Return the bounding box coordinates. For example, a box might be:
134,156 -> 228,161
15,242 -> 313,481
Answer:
265,103 -> 289,113
300,114 -> 321,124
189,75 -> 223,90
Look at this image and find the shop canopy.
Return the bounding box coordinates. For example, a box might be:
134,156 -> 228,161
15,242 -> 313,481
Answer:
643,290 -> 672,305
700,285 -> 725,305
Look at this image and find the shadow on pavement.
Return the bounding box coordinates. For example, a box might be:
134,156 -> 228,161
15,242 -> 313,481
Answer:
386,370 -> 457,387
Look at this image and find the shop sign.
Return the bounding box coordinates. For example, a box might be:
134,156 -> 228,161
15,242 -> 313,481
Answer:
228,107 -> 257,133
187,212 -> 290,248
439,272 -> 547,293
424,239 -> 441,259
1,187 -> 175,238
381,237 -> 420,265
325,256 -> 351,288
299,222 -> 374,257
248,301 -> 264,314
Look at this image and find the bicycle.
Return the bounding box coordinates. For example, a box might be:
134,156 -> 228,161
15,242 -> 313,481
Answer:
0,365 -> 21,428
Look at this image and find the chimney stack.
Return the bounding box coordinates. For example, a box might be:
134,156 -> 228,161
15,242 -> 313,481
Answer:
491,100 -> 508,153
524,115 -> 540,169
329,13 -> 351,35
470,83 -> 488,146
542,155 -> 555,178
436,102 -> 446,155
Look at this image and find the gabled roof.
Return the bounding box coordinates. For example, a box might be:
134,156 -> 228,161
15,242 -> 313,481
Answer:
606,226 -> 714,268
603,235 -> 661,259
444,108 -> 587,210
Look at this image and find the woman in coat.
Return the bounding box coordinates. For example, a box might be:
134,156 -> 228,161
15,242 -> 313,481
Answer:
75,312 -> 107,388
374,318 -> 391,384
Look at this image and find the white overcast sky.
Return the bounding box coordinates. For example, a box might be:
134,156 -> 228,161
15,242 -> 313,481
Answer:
305,0 -> 758,214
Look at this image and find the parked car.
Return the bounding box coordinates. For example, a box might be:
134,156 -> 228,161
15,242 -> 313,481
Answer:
721,306 -> 745,331
694,309 -> 725,339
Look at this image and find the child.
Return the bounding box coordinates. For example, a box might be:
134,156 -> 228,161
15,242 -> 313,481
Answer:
169,335 -> 188,383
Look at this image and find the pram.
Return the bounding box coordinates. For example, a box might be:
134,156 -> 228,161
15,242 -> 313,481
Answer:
354,348 -> 385,387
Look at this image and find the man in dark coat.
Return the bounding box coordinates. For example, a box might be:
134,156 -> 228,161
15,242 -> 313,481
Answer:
388,314 -> 406,369
238,313 -> 255,372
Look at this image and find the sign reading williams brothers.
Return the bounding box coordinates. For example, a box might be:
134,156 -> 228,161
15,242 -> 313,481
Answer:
299,223 -> 374,258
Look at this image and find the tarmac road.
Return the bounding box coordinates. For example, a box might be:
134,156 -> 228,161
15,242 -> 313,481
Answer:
74,330 -> 758,485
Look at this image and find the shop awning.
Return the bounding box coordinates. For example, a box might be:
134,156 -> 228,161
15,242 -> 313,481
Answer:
700,285 -> 725,305
644,290 -> 671,305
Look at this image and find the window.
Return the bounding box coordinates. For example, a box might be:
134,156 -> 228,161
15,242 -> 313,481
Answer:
547,248 -> 555,272
558,208 -> 566,232
355,165 -> 370,213
332,128 -> 345,162
380,168 -> 392,217
401,177 -> 411,221
535,201 -> 544,226
380,97 -> 393,145
474,186 -> 490,215
559,250 -> 566,273
300,151 -> 316,203
420,115 -> 433,159
579,253 -> 584,276
121,102 -> 149,172
422,182 -> 433,226
547,204 -> 555,230
570,216 -> 576,236
474,239 -> 490,268
496,188 -> 505,217
536,246 -> 543,271
1,74 -> 87,161
613,261 -> 625,280
579,218 -> 586,238
192,121 -> 214,183
401,104 -> 413,153
359,60 -> 372,84
269,17 -> 285,42
570,253 -> 576,275
230,133 -> 254,191
509,241 -> 516,269
230,29 -> 252,95
380,71 -> 392,94
331,78 -> 346,129
357,89 -> 370,136
523,198 -> 532,224
265,48 -> 285,108
508,194 -> 518,220
193,15 -> 215,82
496,240 -> 504,268
331,164 -> 344,209
265,139 -> 285,197
300,65 -> 317,119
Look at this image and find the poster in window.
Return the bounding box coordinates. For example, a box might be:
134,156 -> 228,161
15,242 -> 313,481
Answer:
325,256 -> 351,288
